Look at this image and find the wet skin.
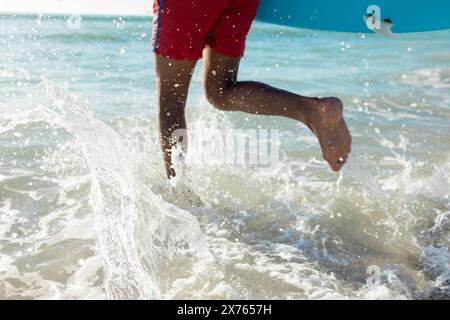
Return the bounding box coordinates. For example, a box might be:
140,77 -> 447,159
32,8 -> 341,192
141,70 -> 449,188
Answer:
155,47 -> 352,178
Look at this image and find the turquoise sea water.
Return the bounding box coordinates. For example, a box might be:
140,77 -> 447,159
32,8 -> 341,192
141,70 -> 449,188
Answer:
0,14 -> 449,299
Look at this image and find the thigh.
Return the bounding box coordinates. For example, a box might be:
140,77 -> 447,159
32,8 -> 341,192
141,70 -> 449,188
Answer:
202,47 -> 241,90
152,0 -> 229,61
207,0 -> 259,58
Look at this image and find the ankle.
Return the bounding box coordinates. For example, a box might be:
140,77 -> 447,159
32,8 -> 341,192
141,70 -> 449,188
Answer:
306,97 -> 343,129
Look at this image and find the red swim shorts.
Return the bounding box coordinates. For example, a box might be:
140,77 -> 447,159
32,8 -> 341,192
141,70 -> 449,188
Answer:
152,0 -> 259,60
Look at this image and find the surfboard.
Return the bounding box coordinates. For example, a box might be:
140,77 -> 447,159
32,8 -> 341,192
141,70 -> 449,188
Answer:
256,0 -> 450,34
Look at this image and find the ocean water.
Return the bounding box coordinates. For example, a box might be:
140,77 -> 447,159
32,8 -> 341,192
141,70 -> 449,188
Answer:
0,14 -> 449,300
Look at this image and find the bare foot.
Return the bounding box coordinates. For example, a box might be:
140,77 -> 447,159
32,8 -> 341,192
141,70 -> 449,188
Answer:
307,97 -> 352,172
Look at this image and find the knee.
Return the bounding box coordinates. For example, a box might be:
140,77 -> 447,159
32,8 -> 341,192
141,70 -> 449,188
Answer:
204,80 -> 232,111
204,86 -> 224,110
